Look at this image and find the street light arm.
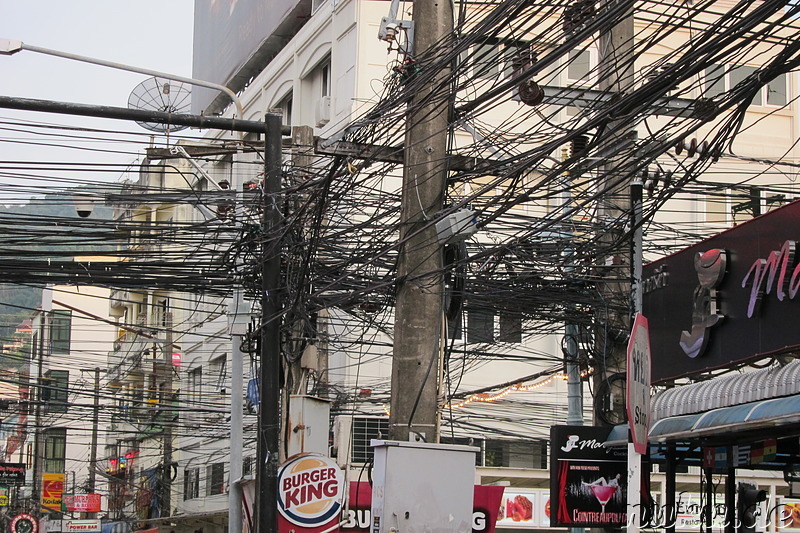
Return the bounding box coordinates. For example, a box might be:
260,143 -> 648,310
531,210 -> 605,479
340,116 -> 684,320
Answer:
0,38 -> 245,119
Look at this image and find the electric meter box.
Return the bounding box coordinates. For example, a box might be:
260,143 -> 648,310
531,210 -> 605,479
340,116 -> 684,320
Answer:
370,439 -> 478,533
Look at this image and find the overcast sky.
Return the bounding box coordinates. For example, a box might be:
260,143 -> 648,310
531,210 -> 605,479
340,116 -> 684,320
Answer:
0,1 -> 195,200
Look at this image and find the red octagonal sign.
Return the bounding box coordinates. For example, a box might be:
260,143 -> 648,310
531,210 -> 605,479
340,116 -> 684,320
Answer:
627,313 -> 652,455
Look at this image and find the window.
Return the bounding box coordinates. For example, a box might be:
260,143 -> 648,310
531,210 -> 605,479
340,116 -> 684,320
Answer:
321,62 -> 331,98
243,456 -> 254,477
705,64 -> 787,106
277,92 -> 293,126
43,428 -> 67,473
188,367 -> 203,406
184,468 -> 199,500
210,354 -> 227,396
499,313 -> 523,343
43,370 -> 69,414
304,56 -> 332,127
50,310 -> 71,354
206,462 -> 225,496
567,49 -> 592,81
767,73 -> 788,106
155,298 -> 169,328
474,43 -> 500,80
467,309 -> 494,343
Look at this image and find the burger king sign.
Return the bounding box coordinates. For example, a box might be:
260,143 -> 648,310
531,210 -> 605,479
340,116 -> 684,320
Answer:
278,454 -> 345,529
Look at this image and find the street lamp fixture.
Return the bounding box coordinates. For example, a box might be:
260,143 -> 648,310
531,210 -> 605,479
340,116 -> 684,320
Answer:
0,38 -> 244,119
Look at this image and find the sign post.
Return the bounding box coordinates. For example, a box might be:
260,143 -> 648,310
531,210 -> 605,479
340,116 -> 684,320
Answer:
626,314 -> 652,533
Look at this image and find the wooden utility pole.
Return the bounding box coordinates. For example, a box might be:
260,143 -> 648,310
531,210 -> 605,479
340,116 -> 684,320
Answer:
388,0 -> 454,443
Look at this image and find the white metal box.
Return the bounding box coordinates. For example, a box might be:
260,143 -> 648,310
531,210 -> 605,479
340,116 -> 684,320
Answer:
370,440 -> 478,533
287,395 -> 331,457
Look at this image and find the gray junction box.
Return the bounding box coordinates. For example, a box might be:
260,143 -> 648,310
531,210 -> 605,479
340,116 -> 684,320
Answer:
370,440 -> 478,533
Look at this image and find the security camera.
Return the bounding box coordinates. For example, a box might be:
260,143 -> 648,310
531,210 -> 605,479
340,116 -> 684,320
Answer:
73,193 -> 96,218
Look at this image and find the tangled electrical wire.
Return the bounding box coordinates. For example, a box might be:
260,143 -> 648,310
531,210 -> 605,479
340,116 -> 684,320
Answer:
1,0 -> 800,440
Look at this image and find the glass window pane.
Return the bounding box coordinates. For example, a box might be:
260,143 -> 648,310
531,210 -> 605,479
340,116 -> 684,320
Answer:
474,44 -> 500,80
704,64 -> 726,97
467,309 -> 494,343
730,65 -> 760,105
568,49 -> 591,81
50,310 -> 71,354
767,72 -> 787,106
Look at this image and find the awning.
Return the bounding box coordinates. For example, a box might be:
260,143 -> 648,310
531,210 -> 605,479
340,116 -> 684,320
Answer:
649,393 -> 800,442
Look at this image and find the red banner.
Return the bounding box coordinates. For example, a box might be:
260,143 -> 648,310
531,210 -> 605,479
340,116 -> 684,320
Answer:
277,481 -> 503,533
64,494 -> 102,513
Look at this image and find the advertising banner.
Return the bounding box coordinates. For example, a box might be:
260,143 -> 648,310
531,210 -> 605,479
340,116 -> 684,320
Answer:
62,520 -> 101,533
337,482 -> 504,533
273,458 -> 504,533
64,494 -> 102,513
0,463 -> 26,484
643,200 -> 800,382
41,473 -> 64,513
550,425 -> 628,528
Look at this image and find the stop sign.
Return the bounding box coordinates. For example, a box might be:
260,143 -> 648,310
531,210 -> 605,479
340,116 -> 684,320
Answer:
626,313 -> 652,455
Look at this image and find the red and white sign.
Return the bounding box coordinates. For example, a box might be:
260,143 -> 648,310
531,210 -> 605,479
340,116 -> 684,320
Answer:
64,494 -> 102,513
277,454 -> 344,528
11,513 -> 38,533
626,313 -> 652,455
61,520 -> 101,533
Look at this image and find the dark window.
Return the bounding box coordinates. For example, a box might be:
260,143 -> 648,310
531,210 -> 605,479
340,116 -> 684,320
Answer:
50,310 -> 71,354
321,62 -> 330,97
484,440 -> 505,467
184,468 -> 199,500
499,313 -> 522,343
467,309 -> 494,343
188,367 -> 203,406
43,427 -> 67,473
206,462 -> 225,496
243,456 -> 254,477
43,370 -> 69,414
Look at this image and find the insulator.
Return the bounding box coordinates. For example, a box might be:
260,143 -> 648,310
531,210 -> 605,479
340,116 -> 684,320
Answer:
518,79 -> 545,106
687,138 -> 698,157
570,134 -> 589,157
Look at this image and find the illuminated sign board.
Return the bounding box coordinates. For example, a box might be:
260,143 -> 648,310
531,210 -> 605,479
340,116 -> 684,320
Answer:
643,200 -> 800,382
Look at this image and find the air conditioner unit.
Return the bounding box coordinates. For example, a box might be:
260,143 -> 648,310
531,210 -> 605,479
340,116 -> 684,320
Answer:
332,415 -> 389,467
316,96 -> 332,127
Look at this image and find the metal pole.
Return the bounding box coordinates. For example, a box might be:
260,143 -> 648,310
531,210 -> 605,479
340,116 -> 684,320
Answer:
256,112 -> 283,533
161,312 -> 174,518
388,0 -> 453,444
229,292 -> 248,533
87,367 -> 100,517
0,95 -> 275,135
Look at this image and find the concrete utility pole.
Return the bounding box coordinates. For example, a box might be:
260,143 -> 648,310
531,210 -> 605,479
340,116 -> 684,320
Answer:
594,0 -> 635,423
389,0 -> 454,443
595,0 -> 637,531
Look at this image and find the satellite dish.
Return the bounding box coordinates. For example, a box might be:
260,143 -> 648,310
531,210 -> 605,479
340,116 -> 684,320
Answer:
128,76 -> 191,133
